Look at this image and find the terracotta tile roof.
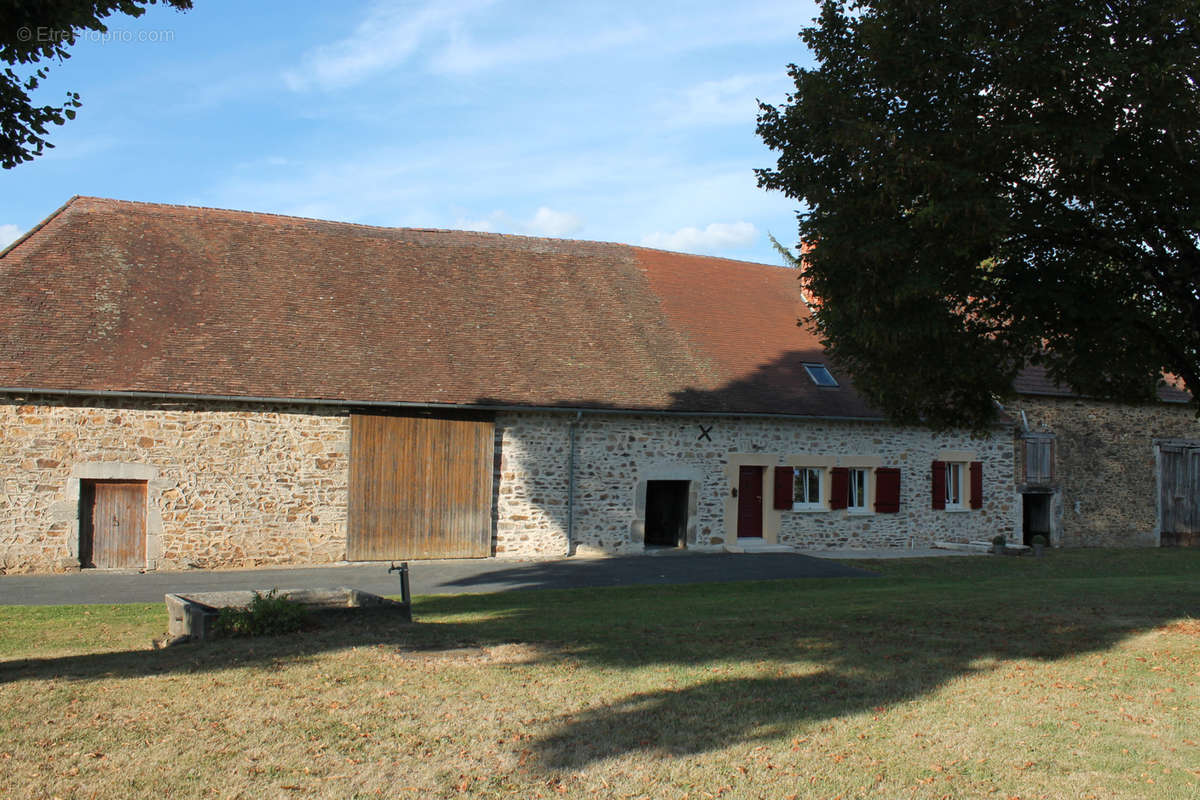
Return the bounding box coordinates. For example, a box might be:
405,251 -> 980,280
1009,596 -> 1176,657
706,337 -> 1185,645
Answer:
0,197 -> 881,418
1014,364 -> 1191,404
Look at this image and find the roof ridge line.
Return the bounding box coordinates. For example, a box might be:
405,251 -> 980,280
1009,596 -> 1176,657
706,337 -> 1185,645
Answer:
0,195 -> 82,260
65,196 -> 792,266
67,195 -> 645,253
630,243 -> 794,273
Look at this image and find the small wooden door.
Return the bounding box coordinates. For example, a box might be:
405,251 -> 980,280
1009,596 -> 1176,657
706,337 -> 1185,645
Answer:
1160,444 -> 1200,547
736,466 -> 764,538
81,480 -> 147,568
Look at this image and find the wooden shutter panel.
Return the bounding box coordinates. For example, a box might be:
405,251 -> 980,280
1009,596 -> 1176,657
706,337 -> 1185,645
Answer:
874,467 -> 901,513
931,461 -> 946,510
969,461 -> 983,509
829,467 -> 849,510
773,467 -> 793,509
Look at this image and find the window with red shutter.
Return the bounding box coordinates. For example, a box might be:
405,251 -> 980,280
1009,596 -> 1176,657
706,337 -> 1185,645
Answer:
874,467 -> 901,513
969,461 -> 983,509
931,460 -> 946,510
829,467 -> 849,510
773,466 -> 793,509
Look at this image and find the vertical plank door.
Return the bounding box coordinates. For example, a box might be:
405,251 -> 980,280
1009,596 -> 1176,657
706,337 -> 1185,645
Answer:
1160,445 -> 1200,547
348,414 -> 494,560
89,481 -> 147,569
737,465 -> 764,538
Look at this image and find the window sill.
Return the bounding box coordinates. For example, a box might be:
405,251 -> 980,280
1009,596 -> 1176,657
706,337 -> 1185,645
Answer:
942,507 -> 971,513
790,505 -> 828,513
846,509 -> 874,516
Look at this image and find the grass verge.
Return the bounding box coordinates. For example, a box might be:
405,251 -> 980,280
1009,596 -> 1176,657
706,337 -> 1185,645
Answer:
1,549 -> 1197,799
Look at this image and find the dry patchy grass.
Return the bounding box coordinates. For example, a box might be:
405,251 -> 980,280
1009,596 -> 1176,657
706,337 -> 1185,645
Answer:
1,549 -> 1198,799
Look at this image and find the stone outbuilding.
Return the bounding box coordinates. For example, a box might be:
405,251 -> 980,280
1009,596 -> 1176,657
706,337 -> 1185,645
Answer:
1,197 -> 1018,572
1007,367 -> 1199,549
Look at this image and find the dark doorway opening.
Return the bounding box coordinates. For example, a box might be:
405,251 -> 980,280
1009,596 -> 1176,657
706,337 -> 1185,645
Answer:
644,480 -> 690,548
1022,492 -> 1051,546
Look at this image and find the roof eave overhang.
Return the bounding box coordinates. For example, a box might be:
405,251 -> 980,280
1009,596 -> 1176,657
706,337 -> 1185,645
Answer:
0,386 -> 906,425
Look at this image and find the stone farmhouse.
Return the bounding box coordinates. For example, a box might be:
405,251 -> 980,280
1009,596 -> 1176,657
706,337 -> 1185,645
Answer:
2,196 -> 1023,572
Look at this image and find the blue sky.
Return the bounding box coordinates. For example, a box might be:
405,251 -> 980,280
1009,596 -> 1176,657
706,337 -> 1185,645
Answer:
2,0 -> 819,265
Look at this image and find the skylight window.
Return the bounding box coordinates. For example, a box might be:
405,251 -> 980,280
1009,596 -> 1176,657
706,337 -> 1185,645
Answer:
803,363 -> 838,387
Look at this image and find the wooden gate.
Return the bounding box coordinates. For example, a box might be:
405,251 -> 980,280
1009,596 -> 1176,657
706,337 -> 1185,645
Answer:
81,480 -> 147,568
1160,443 -> 1200,547
348,413 -> 494,560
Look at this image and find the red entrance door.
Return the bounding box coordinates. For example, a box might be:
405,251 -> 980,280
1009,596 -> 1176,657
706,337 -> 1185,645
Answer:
737,466 -> 764,538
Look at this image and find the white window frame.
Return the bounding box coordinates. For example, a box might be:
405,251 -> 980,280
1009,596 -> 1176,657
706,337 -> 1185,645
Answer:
847,467 -> 871,512
945,462 -> 966,510
791,466 -> 825,511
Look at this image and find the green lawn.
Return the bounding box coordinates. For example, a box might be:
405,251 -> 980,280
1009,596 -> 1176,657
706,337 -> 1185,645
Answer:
1,549 -> 1197,799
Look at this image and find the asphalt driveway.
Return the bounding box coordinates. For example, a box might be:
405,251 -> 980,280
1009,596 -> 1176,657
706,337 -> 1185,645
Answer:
0,552 -> 877,606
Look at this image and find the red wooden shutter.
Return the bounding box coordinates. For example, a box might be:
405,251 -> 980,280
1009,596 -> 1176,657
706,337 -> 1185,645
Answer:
773,467 -> 793,509
931,461 -> 946,510
969,461 -> 983,509
874,468 -> 901,513
829,467 -> 849,510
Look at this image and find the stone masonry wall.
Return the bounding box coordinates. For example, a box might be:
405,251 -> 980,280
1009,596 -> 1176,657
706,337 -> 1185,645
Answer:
493,412 -> 1015,557
0,396 -> 349,573
3,397 -> 1017,572
1008,395 -> 1200,547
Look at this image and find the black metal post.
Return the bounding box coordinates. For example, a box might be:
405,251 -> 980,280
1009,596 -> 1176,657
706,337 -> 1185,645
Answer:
388,561 -> 412,620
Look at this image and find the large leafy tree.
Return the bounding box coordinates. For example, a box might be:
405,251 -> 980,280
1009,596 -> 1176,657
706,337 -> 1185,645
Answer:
1,0 -> 191,169
757,0 -> 1200,430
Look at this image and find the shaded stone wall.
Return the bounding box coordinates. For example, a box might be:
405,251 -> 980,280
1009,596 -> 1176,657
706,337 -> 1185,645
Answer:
1,396 -> 349,573
1008,395 -> 1200,547
493,412 -> 1015,556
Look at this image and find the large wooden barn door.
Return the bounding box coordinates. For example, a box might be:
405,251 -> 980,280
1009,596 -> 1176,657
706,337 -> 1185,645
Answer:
348,413 -> 494,560
1160,443 -> 1200,547
81,480 -> 147,569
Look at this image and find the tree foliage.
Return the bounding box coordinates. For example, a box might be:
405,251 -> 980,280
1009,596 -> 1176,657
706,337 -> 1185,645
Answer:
0,0 -> 191,169
757,0 -> 1200,430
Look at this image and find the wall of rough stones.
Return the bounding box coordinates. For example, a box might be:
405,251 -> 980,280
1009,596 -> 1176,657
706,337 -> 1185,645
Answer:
1007,395 -> 1200,547
3,397 -> 1018,573
0,396 -> 350,573
493,412 -> 1016,557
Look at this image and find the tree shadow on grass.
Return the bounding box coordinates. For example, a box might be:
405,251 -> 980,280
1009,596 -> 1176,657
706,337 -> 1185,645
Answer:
532,607 -> 1120,769
1,570 -> 1196,772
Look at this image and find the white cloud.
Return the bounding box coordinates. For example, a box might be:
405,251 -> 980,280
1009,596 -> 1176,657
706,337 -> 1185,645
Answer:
668,73 -> 791,127
0,224 -> 21,249
283,0 -> 495,91
457,211 -> 507,233
526,207 -> 583,237
430,24 -> 645,76
284,0 -> 660,89
457,207 -> 583,237
642,221 -> 758,254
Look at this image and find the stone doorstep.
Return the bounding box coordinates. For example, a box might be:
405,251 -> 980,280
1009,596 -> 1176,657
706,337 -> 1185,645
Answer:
933,540 -> 992,553
933,539 -> 1032,553
723,539 -> 795,554
164,586 -> 410,644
